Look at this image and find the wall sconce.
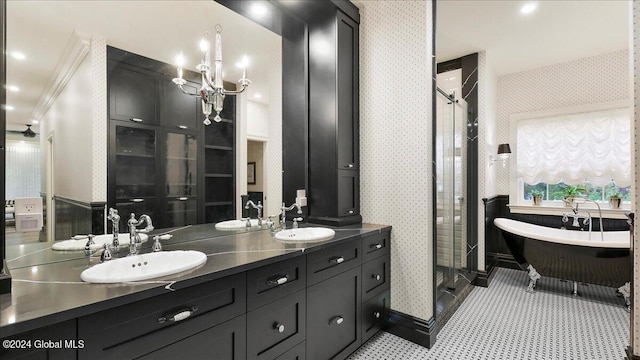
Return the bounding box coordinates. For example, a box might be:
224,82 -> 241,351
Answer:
489,143 -> 511,167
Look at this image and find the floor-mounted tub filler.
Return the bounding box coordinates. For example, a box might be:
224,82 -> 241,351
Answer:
493,217 -> 631,309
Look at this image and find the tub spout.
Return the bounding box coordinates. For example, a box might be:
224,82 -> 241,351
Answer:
526,264 -> 541,293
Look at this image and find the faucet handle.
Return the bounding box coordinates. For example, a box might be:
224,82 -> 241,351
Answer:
292,217 -> 303,229
101,243 -> 113,262
84,235 -> 95,256
152,236 -> 163,252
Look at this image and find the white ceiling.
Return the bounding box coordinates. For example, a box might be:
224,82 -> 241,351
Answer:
437,0 -> 629,76
6,0 -> 280,131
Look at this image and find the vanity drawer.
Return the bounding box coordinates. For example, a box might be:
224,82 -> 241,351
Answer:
362,290 -> 390,343
275,341 -> 305,360
78,273 -> 246,359
362,230 -> 390,262
247,290 -> 306,360
362,254 -> 390,301
307,238 -> 361,285
247,255 -> 306,311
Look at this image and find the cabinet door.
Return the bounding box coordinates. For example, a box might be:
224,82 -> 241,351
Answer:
111,123 -> 159,231
336,10 -> 359,171
362,290 -> 390,343
137,315 -> 246,360
0,320 -> 77,360
109,62 -> 157,124
159,78 -> 198,130
306,266 -> 361,360
164,132 -> 198,226
337,170 -> 359,217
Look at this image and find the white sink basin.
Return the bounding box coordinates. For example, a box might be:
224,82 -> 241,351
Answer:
215,219 -> 260,230
275,227 -> 336,242
52,233 -> 149,251
80,250 -> 207,283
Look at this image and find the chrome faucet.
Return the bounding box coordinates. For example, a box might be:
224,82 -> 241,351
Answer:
281,202 -> 302,230
107,208 -> 120,248
562,198 -> 604,241
127,213 -> 154,255
244,200 -> 263,227
84,234 -> 96,256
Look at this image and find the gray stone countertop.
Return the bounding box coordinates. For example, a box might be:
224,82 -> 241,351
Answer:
1,223 -> 390,337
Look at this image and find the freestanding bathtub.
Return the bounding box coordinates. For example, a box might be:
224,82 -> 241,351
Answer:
493,218 -> 631,299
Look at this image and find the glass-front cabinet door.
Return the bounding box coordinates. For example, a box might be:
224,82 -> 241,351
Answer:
165,132 -> 198,227
112,124 -> 158,232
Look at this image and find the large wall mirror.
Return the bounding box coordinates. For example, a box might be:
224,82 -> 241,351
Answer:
3,0 -> 300,267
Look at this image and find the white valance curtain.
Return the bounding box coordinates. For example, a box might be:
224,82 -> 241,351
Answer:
516,107 -> 631,187
5,145 -> 41,199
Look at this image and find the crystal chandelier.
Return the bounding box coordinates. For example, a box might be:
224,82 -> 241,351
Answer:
172,25 -> 250,125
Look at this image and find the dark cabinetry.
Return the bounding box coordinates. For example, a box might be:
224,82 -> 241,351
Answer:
0,320 -> 77,360
309,10 -> 360,226
2,230 -> 391,360
108,47 -> 236,228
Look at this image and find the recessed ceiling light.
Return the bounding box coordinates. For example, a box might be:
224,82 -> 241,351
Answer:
7,85 -> 19,92
11,51 -> 26,60
251,3 -> 268,17
32,120 -> 39,124
4,105 -> 14,111
520,2 -> 538,15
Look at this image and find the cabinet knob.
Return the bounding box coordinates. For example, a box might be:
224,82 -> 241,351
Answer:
267,276 -> 288,286
178,125 -> 188,130
129,118 -> 143,123
370,244 -> 382,250
274,322 -> 285,333
373,274 -> 381,281
346,210 -> 354,215
329,316 -> 344,326
345,164 -> 354,168
329,256 -> 345,265
374,312 -> 381,319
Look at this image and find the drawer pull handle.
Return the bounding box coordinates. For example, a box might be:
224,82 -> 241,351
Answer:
267,276 -> 288,286
158,306 -> 198,324
371,244 -> 382,250
329,316 -> 344,326
178,197 -> 188,201
131,198 -> 144,203
274,322 -> 285,333
374,311 -> 381,319
346,210 -> 354,215
130,118 -> 143,123
329,256 -> 345,265
373,274 -> 381,281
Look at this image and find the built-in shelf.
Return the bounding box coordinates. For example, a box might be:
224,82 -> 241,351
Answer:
205,201 -> 233,206
204,145 -> 233,151
115,153 -> 155,158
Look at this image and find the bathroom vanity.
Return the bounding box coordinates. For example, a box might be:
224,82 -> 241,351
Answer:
0,224 -> 390,360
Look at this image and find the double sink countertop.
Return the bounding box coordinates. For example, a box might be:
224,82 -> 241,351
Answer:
1,223 -> 390,338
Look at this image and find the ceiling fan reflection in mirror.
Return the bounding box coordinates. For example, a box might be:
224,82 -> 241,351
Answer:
6,124 -> 37,138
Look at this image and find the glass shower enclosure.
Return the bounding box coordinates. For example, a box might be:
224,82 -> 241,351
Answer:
435,86 -> 467,298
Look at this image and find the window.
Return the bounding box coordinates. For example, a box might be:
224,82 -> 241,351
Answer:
523,181 -> 631,202
510,102 -> 632,207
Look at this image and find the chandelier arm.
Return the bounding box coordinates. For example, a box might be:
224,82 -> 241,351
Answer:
177,85 -> 201,97
200,73 -> 219,92
222,86 -> 249,95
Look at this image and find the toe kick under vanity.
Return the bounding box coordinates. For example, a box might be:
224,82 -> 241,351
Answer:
0,224 -> 391,360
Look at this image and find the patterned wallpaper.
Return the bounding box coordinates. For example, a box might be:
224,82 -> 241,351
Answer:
91,36 -> 107,203
495,49 -> 630,195
358,0 -> 433,321
632,1 -> 639,355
